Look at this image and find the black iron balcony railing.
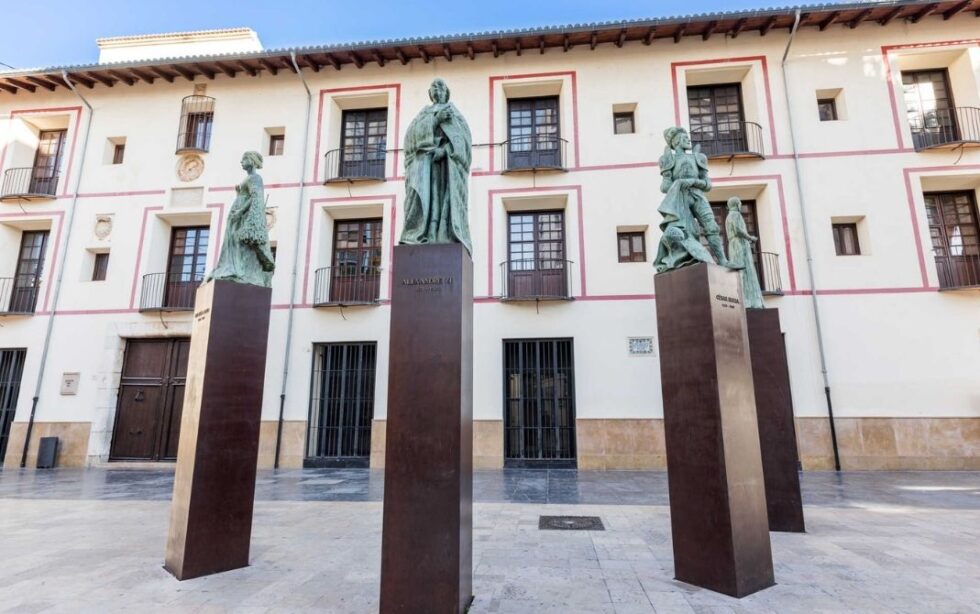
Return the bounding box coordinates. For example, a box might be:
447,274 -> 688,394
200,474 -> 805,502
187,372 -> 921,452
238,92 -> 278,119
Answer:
500,259 -> 574,301
313,266 -> 383,306
0,168 -> 59,201
323,146 -> 387,183
908,107 -> 980,151
0,276 -> 41,315
691,121 -> 765,159
502,135 -> 568,172
753,251 -> 783,296
139,272 -> 202,312
935,254 -> 980,290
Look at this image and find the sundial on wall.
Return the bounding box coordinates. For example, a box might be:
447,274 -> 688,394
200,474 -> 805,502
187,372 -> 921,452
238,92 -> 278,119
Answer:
177,154 -> 205,182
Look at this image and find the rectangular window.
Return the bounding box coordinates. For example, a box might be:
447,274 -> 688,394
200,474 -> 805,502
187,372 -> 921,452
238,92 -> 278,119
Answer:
506,211 -> 568,299
92,253 -> 109,281
182,112 -> 213,152
687,83 -> 745,157
269,134 -> 285,156
339,108 -> 387,179
817,98 -> 838,122
832,223 -> 861,256
306,342 -> 377,466
112,143 -> 125,164
9,230 -> 48,313
925,191 -> 980,289
503,338 -> 576,466
30,129 -> 66,195
902,69 -> 958,149
613,111 -> 635,135
327,218 -> 383,304
708,200 -> 760,254
164,226 -> 209,309
617,232 -> 646,262
507,96 -> 562,170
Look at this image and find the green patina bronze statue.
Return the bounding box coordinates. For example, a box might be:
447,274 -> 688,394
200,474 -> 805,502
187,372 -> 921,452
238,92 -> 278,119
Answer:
654,126 -> 732,273
725,197 -> 764,309
207,151 -> 275,288
399,78 -> 473,254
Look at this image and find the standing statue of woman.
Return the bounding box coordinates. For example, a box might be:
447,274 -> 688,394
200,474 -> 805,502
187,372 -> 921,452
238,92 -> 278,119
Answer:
653,127 -> 732,272
399,78 -> 473,254
725,197 -> 764,309
207,151 -> 275,288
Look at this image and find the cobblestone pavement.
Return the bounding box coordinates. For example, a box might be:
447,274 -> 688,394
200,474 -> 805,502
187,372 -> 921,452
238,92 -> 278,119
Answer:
1,469 -> 978,613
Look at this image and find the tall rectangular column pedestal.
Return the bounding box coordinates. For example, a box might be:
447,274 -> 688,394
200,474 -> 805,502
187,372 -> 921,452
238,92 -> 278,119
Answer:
746,308 -> 805,533
654,263 -> 774,598
380,244 -> 473,614
164,280 -> 271,581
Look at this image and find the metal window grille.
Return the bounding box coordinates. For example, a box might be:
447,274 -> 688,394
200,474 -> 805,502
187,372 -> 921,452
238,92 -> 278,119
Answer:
0,348 -> 27,462
176,95 -> 215,153
306,342 -> 377,465
503,338 -> 576,466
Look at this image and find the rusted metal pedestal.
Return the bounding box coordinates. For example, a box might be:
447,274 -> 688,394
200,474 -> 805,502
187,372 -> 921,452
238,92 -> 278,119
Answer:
746,308 -> 805,533
380,244 -> 473,614
654,263 -> 774,598
164,279 -> 271,581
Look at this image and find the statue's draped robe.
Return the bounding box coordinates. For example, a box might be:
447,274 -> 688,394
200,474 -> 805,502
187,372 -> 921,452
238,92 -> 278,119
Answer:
400,101 -> 473,254
726,210 -> 764,308
209,173 -> 274,288
653,148 -> 713,272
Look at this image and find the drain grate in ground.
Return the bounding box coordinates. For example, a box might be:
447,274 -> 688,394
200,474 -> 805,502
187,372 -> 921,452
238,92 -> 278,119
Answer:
538,515 -> 605,531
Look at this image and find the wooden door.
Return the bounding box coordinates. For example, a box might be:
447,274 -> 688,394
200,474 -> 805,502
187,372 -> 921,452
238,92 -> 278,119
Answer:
330,219 -> 382,303
687,84 -> 746,156
507,97 -> 561,169
902,69 -> 957,148
925,191 -> 980,288
506,211 -> 567,299
340,108 -> 387,179
10,231 -> 48,313
30,130 -> 65,195
165,226 -> 209,309
110,338 -> 190,461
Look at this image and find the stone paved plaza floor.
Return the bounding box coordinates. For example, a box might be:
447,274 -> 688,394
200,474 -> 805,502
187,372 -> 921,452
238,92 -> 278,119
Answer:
1,468 -> 979,613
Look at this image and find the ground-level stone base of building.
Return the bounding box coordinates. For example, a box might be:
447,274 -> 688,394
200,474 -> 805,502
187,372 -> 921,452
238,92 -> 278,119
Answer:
3,422 -> 91,468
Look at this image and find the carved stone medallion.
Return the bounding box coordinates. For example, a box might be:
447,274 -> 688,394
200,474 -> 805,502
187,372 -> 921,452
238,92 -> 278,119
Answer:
177,154 -> 205,182
94,215 -> 113,240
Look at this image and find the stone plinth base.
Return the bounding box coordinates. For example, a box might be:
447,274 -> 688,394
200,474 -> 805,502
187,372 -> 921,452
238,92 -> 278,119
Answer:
164,280 -> 271,581
654,263 -> 774,598
746,308 -> 805,533
380,244 -> 474,613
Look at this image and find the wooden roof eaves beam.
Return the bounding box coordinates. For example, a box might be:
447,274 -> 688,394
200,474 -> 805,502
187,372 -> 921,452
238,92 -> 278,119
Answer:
214,61 -> 238,78
515,40 -> 522,56
538,38 -> 545,55
702,21 -> 717,41
730,19 -> 746,38
909,3 -> 940,23
848,9 -> 872,28
128,67 -> 156,83
492,41 -> 500,57
257,58 -> 279,75
643,27 -> 656,45
878,7 -> 904,25
170,64 -> 196,81
617,29 -> 626,48
5,78 -> 36,92
65,72 -> 95,88
563,34 -> 571,51
395,48 -> 408,65
370,50 -> 384,68
419,47 -> 430,63
0,82 -> 17,94
350,52 -> 364,69
86,71 -> 115,87
760,15 -> 778,36
25,76 -> 57,91
819,11 -> 841,30
193,63 -> 216,80
300,54 -> 321,72
673,24 -> 686,43
470,42 -> 478,59
443,44 -> 453,61
590,31 -> 598,50
107,70 -> 135,86
236,61 -> 257,77
149,66 -> 176,82
942,0 -> 971,19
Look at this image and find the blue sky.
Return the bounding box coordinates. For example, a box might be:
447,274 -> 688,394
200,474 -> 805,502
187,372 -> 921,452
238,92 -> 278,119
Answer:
1,0 -> 838,69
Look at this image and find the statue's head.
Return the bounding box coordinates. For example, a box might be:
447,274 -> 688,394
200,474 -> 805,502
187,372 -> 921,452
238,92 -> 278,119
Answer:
663,127 -> 691,150
727,197 -> 742,211
664,226 -> 685,246
241,150 -> 263,171
428,78 -> 450,104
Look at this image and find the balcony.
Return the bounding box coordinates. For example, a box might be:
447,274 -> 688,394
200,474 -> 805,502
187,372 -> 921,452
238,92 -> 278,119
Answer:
0,168 -> 58,201
500,259 -> 574,302
908,107 -> 980,152
175,95 -> 215,154
139,272 -> 201,312
502,135 -> 568,173
313,266 -> 382,307
935,254 -> 980,290
0,276 -> 41,315
691,121 -> 765,160
323,147 -> 386,183
753,251 -> 783,296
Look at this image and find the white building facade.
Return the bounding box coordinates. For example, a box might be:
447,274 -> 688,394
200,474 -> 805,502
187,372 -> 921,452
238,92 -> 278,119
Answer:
0,1 -> 978,472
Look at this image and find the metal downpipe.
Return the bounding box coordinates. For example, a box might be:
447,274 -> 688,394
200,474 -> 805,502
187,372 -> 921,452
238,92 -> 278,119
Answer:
780,9 -> 842,471
273,52 -> 313,470
19,72 -> 94,467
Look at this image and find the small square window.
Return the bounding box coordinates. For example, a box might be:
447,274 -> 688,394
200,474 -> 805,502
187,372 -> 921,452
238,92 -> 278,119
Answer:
618,232 -> 646,262
832,223 -> 860,255
112,143 -> 125,164
614,112 -> 635,135
92,253 -> 109,281
818,98 -> 838,122
269,134 -> 285,156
